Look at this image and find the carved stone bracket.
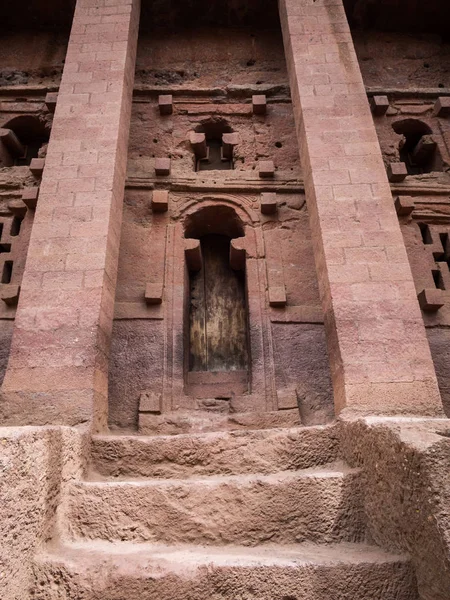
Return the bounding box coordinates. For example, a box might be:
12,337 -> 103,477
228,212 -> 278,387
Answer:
158,94 -> 173,116
387,162 -> 408,182
434,97 -> 450,117
145,282 -> 163,305
418,288 -> 445,312
151,190 -> 169,212
416,222 -> 450,310
230,237 -> 246,270
221,132 -> 240,160
185,238 -> 203,271
0,128 -> 25,159
45,92 -> 58,113
260,192 -> 277,214
0,284 -> 20,306
259,160 -> 275,178
264,228 -> 287,308
155,157 -> 171,176
29,158 -> 45,177
252,94 -> 267,115
370,95 -> 389,116
22,187 -> 40,210
189,132 -> 207,160
395,195 -> 415,216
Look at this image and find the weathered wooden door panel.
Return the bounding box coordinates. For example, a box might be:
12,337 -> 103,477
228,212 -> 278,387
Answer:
189,254 -> 207,371
189,234 -> 248,372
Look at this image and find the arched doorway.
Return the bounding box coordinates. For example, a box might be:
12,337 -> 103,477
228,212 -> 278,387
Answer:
189,233 -> 248,372
184,204 -> 250,396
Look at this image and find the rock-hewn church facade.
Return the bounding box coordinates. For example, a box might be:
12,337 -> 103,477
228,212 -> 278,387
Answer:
1,0 -> 450,598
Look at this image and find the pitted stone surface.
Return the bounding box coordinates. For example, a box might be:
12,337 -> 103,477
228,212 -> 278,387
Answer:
90,424 -> 340,479
64,464 -> 365,545
341,417 -> 450,600
33,540 -> 417,600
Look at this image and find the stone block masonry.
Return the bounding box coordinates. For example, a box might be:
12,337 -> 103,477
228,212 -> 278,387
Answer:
0,0 -> 141,431
279,0 -> 443,416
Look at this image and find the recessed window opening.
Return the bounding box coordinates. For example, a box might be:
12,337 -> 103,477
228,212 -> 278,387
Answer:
392,119 -> 442,175
2,116 -> 49,167
440,232 -> 449,254
419,222 -> 433,245
194,118 -> 234,171
2,261 -> 13,284
432,269 -> 445,290
0,238 -> 11,253
10,216 -> 22,237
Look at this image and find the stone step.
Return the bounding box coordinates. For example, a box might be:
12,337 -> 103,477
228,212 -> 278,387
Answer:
90,423 -> 340,479
33,540 -> 418,600
138,408 -> 302,436
64,463 -> 364,545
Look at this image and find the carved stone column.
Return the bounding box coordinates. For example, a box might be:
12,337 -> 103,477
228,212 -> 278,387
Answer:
0,0 -> 141,431
279,0 -> 443,415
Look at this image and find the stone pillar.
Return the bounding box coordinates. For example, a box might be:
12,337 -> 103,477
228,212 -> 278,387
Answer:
279,0 -> 443,416
0,0 -> 140,431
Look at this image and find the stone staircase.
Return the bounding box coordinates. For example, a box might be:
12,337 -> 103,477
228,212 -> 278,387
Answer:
33,424 -> 418,599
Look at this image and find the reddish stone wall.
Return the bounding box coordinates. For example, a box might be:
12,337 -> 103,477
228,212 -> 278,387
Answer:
397,204 -> 450,416
1,0 -> 447,429
0,41 -> 57,385
351,25 -> 450,415
353,32 -> 450,90
136,29 -> 288,89
108,27 -> 334,431
0,32 -> 69,88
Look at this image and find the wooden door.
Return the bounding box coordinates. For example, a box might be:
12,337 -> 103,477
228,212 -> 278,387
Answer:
189,234 -> 248,372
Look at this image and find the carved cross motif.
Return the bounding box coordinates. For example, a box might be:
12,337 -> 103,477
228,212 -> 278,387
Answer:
0,213 -> 23,305
419,223 -> 450,291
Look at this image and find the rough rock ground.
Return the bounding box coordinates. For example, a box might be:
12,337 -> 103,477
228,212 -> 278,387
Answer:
33,423 -> 419,599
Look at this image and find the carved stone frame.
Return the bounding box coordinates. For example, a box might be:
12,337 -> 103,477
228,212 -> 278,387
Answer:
162,196 -> 277,415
